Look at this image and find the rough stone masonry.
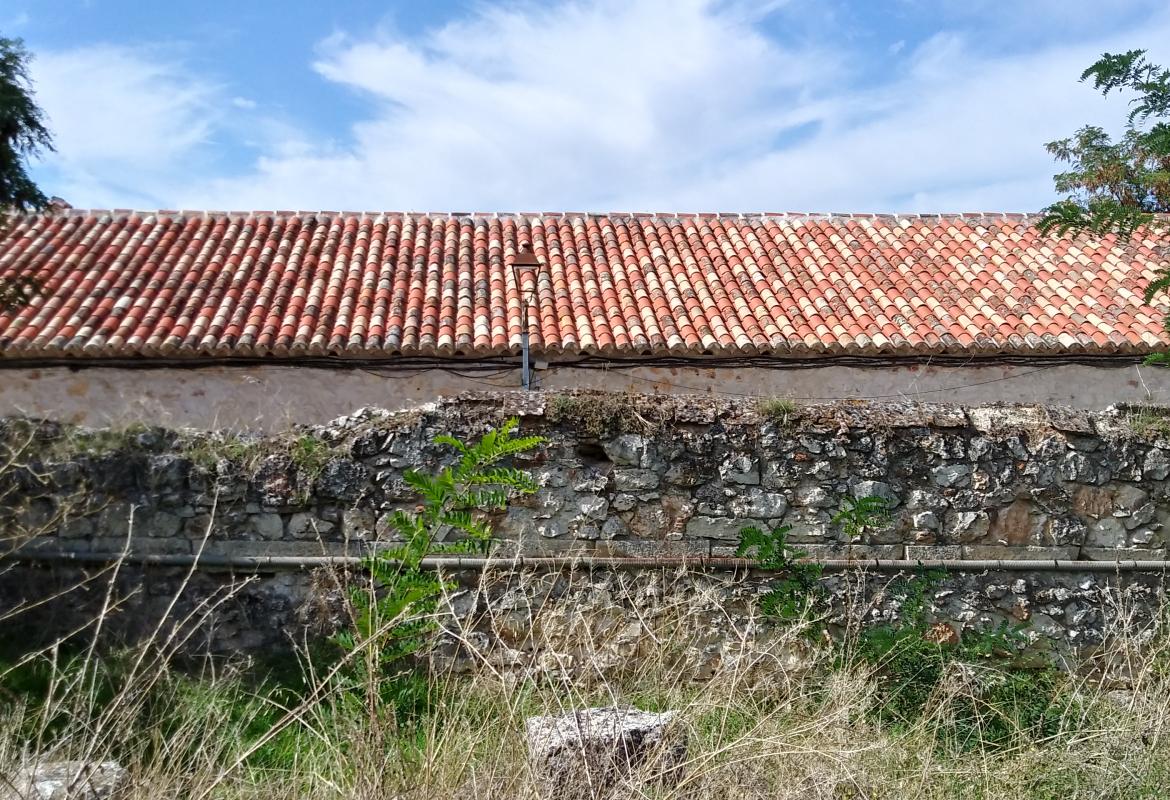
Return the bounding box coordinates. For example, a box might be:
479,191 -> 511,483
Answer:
1,391 -> 1169,660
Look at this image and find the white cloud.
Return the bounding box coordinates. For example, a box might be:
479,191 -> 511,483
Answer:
180,0 -> 844,210
26,0 -> 1170,213
30,45 -> 221,208
669,28 -> 1168,213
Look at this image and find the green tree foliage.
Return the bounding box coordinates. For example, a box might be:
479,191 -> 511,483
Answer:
1039,50 -> 1169,239
0,37 -> 52,215
335,418 -> 544,672
1039,50 -> 1170,363
0,36 -> 53,310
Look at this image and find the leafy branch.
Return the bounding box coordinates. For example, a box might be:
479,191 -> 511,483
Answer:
736,525 -> 824,624
335,418 -> 544,671
833,495 -> 892,543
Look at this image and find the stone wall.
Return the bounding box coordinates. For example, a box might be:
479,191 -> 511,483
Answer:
2,392 -> 1170,656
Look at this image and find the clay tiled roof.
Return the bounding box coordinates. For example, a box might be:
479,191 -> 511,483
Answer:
0,209 -> 1166,360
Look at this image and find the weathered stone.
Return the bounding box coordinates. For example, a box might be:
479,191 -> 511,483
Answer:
613,469 -> 659,492
1082,547 -> 1168,561
535,465 -> 570,489
967,437 -> 994,461
987,499 -> 1038,546
761,458 -> 803,489
147,453 -> 190,491
911,510 -> 939,530
530,491 -> 565,520
905,545 -> 962,560
598,539 -> 708,557
1,760 -> 128,800
140,509 -> 182,538
1085,517 -> 1128,548
1044,515 -> 1088,547
729,489 -> 788,519
1060,451 -> 1094,482
969,405 -> 1049,433
255,453 -> 297,507
1046,406 -> 1096,434
1144,447 -> 1170,480
932,464 -> 971,488
961,545 -> 1080,561
252,512 -> 285,540
799,543 -> 904,560
905,488 -> 945,510
628,504 -> 669,537
611,493 -> 637,512
603,434 -> 649,466
340,508 -> 376,540
1073,485 -> 1114,519
526,707 -> 686,799
720,454 -> 760,485
660,493 -> 695,529
851,479 -> 900,508
314,459 -> 369,502
14,397 -> 1170,657
793,484 -> 833,508
685,515 -> 760,541
1123,502 -> 1157,530
576,496 -> 609,521
288,512 -> 334,539
1111,484 -> 1150,516
59,514 -> 94,539
946,511 -> 990,543
601,516 -> 628,539
571,467 -> 609,492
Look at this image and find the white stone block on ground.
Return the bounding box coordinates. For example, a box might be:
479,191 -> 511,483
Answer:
525,706 -> 686,798
1,761 -> 127,800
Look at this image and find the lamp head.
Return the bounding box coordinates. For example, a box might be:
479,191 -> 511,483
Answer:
510,244 -> 542,283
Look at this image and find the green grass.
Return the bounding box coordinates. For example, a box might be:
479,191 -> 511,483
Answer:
757,397 -> 798,427
1126,405 -> 1170,439
5,584 -> 1170,800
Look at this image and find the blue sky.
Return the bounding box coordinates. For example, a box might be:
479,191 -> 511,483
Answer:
4,0 -> 1169,212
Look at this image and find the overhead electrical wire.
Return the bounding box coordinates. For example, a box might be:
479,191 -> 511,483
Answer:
0,350 -> 1150,403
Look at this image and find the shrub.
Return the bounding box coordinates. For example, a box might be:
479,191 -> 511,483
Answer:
335,418 -> 544,672
736,524 -> 824,625
849,569 -> 1070,752
833,495 -> 892,542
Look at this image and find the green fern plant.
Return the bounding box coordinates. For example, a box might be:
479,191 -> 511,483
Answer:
736,525 -> 824,624
335,418 -> 543,671
834,495 -> 892,542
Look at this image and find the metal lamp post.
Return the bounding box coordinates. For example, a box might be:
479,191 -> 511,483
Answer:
510,246 -> 542,391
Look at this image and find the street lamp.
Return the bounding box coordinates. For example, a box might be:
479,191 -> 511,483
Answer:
510,245 -> 542,391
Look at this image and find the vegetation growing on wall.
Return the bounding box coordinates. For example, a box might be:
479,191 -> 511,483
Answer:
735,524 -> 825,626
756,397 -> 799,428
335,418 -> 543,676
834,495 -> 893,542
547,391 -> 668,438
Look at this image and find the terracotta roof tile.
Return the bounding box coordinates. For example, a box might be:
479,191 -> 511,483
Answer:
0,210 -> 1166,360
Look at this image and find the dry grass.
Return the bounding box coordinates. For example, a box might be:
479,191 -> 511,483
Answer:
3,547 -> 1170,799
